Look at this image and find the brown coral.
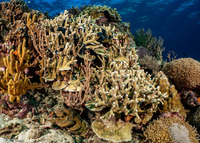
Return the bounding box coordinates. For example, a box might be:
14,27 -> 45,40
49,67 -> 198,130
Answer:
144,116 -> 199,143
139,55 -> 162,75
163,58 -> 200,91
54,107 -> 88,135
92,118 -> 134,142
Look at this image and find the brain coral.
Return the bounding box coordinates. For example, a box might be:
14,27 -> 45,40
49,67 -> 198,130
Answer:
163,58 -> 200,90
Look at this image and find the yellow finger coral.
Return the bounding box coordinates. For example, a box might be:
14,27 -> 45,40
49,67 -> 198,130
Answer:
0,39 -> 41,102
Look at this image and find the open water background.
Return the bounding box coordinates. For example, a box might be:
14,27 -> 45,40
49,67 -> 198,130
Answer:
1,0 -> 200,61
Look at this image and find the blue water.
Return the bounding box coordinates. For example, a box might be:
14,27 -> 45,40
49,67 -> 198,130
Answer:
1,0 -> 200,61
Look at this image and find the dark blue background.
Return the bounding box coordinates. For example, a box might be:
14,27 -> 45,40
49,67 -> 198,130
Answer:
1,0 -> 200,61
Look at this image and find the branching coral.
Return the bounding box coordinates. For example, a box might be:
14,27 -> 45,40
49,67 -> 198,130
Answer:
139,55 -> 162,75
134,28 -> 165,61
85,44 -> 170,126
79,5 -> 121,22
159,84 -> 186,118
0,39 -> 41,102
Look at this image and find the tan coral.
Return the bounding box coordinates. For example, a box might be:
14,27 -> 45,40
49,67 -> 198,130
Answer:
79,5 -> 121,22
54,108 -> 87,135
139,55 -> 162,75
144,116 -> 199,143
52,80 -> 67,90
86,48 -> 170,125
163,58 -> 200,90
91,118 -> 134,142
64,75 -> 83,92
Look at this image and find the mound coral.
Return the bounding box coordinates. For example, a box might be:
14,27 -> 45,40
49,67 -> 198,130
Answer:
79,5 -> 121,22
163,58 -> 200,91
144,116 -> 199,143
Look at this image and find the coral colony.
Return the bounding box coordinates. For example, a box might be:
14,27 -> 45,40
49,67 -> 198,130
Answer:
0,0 -> 200,142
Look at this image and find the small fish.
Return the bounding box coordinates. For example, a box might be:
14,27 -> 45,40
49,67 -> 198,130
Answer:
13,51 -> 18,56
54,50 -> 58,54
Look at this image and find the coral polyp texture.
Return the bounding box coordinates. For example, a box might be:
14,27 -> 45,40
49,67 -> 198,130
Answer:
163,58 -> 200,91
144,116 -> 199,143
0,0 -> 198,142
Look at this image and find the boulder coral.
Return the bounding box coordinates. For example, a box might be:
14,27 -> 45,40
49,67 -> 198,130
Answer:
144,116 -> 199,143
163,58 -> 200,91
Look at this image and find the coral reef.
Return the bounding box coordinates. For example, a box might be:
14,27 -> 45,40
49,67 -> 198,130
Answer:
0,0 -> 197,142
0,118 -> 23,139
0,39 -> 41,102
54,107 -> 88,135
79,5 -> 122,22
163,58 -> 200,91
144,116 -> 199,143
187,106 -> 200,133
138,55 -> 162,75
92,118 -> 133,142
134,28 -> 165,61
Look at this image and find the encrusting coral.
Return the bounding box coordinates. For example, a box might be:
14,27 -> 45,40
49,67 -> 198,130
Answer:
0,121 -> 23,139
